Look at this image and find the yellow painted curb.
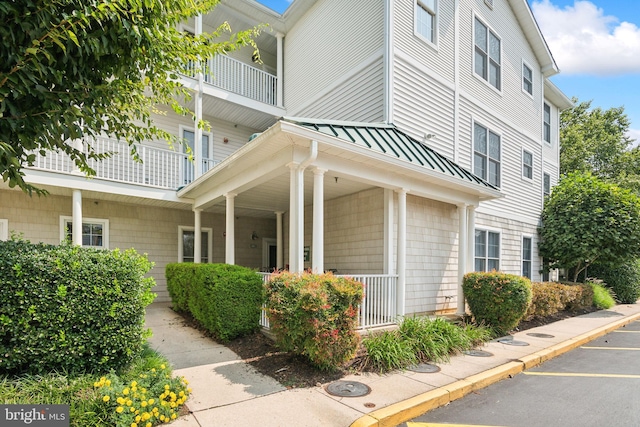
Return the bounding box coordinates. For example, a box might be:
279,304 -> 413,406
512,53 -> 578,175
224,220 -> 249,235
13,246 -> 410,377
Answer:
349,311 -> 640,427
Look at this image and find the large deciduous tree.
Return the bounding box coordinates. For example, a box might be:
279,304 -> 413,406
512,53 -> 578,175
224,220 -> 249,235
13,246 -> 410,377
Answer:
539,171 -> 640,282
0,0 -> 259,194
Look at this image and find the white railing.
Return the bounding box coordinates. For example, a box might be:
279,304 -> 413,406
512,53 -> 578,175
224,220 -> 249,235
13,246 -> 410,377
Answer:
186,55 -> 277,106
258,272 -> 398,330
29,136 -> 218,189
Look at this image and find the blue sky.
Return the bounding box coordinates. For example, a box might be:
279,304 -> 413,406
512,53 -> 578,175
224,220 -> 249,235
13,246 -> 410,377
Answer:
256,0 -> 640,142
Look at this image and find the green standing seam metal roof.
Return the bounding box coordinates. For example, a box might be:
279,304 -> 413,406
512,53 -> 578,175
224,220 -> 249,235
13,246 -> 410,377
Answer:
285,118 -> 499,192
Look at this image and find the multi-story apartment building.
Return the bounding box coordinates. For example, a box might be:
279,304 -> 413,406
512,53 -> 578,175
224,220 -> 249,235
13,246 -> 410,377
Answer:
0,0 -> 571,326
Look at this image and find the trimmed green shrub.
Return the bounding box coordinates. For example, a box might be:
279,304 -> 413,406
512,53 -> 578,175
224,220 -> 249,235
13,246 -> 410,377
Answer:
525,282 -> 593,319
0,239 -> 155,375
587,261 -> 640,304
264,271 -> 364,371
463,272 -> 532,335
165,263 -> 264,342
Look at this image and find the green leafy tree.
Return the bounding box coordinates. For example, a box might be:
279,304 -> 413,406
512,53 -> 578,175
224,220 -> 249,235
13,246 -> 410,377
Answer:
539,172 -> 640,282
0,0 -> 260,194
560,98 -> 636,187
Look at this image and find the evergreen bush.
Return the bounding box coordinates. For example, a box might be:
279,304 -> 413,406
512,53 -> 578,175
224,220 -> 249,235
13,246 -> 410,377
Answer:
463,271 -> 532,335
0,239 -> 155,375
264,272 -> 364,371
587,261 -> 640,304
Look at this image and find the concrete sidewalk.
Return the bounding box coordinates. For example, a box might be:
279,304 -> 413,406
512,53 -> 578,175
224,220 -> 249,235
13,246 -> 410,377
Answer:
145,302 -> 640,427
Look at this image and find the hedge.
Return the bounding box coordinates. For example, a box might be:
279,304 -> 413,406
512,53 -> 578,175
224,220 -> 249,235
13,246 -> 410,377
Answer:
0,240 -> 155,375
165,263 -> 263,342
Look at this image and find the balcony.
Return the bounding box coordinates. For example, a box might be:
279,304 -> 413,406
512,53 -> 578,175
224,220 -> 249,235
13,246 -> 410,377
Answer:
187,54 -> 278,106
29,136 -> 217,190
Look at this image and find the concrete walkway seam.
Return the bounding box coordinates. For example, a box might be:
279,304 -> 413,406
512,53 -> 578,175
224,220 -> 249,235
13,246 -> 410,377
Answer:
349,312 -> 640,427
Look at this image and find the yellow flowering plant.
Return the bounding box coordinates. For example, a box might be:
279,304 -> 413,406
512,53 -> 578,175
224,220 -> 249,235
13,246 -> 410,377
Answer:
94,363 -> 191,427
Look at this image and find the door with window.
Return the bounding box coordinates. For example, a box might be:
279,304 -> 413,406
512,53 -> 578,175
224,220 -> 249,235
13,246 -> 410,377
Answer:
182,129 -> 211,185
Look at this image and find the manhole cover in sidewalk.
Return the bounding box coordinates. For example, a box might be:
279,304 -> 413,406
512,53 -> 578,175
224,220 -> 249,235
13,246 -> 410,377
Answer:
497,338 -> 530,346
325,381 -> 371,397
463,349 -> 493,357
408,363 -> 441,373
527,332 -> 555,338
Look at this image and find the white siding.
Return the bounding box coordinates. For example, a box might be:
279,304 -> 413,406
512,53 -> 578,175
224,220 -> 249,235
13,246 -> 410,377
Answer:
284,0 -> 385,113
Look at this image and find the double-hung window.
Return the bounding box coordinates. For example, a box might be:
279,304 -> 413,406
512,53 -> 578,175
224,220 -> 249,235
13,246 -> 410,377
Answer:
543,173 -> 551,199
474,17 -> 501,90
60,216 -> 109,248
416,0 -> 437,44
474,123 -> 501,187
522,236 -> 533,279
523,62 -> 533,96
523,149 -> 533,180
179,226 -> 212,263
475,229 -> 500,272
543,103 -> 551,143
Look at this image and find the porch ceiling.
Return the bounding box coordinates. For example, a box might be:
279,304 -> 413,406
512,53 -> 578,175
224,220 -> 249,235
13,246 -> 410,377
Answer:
177,118 -> 503,216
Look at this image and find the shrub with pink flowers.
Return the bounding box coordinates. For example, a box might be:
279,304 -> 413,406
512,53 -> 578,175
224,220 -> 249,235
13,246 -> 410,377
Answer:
264,272 -> 364,371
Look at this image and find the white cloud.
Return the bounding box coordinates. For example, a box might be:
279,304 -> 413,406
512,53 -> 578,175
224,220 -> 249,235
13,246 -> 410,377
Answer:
628,128 -> 640,145
531,0 -> 640,75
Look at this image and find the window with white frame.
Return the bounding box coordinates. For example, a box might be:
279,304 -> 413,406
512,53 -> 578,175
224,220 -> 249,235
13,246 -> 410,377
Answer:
0,219 -> 7,241
474,122 -> 501,187
522,149 -> 533,180
522,62 -> 533,96
522,236 -> 532,279
475,229 -> 500,272
60,216 -> 109,248
543,103 -> 551,143
543,172 -> 551,198
474,17 -> 501,90
179,226 -> 212,263
416,0 -> 437,44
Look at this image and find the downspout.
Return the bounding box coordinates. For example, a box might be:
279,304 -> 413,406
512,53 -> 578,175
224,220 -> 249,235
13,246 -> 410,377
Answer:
383,0 -> 394,123
453,0 -> 460,162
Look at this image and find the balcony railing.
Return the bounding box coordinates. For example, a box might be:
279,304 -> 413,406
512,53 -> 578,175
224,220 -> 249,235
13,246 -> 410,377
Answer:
29,136 -> 218,189
258,273 -> 398,330
186,55 -> 277,106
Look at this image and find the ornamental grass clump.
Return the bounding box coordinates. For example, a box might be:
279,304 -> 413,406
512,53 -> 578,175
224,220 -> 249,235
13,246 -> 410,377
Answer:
264,271 -> 364,371
463,271 -> 532,336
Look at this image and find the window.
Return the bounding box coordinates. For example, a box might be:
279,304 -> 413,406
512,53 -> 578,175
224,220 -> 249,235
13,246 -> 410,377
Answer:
474,17 -> 501,90
475,229 -> 500,272
416,0 -> 437,44
522,236 -> 532,279
543,173 -> 551,198
60,217 -> 109,248
181,127 -> 213,184
474,123 -> 501,187
522,149 -> 533,180
543,103 -> 551,143
0,219 -> 7,241
179,226 -> 212,263
522,62 -> 533,96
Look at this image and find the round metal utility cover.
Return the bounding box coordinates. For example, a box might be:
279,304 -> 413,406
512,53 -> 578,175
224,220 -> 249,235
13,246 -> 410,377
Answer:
463,349 -> 493,357
497,338 -> 530,346
527,332 -> 555,339
325,381 -> 371,397
408,363 -> 441,373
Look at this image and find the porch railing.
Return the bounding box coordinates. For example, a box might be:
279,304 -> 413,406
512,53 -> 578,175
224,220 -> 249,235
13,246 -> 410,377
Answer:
186,54 -> 277,106
258,273 -> 398,330
29,136 -> 218,189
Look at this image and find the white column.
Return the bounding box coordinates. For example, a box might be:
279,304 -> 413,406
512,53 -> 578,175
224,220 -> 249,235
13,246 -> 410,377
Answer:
383,188 -> 394,274
457,204 -> 468,315
467,205 -> 476,272
225,193 -> 236,265
194,14 -> 204,178
312,168 -> 326,273
295,166 -> 305,272
72,189 -> 82,246
276,33 -> 284,108
396,188 -> 407,317
194,208 -> 202,264
275,211 -> 284,269
288,164 -> 299,272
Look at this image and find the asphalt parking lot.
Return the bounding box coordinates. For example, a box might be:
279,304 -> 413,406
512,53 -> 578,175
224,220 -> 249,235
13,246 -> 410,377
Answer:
404,320 -> 640,427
